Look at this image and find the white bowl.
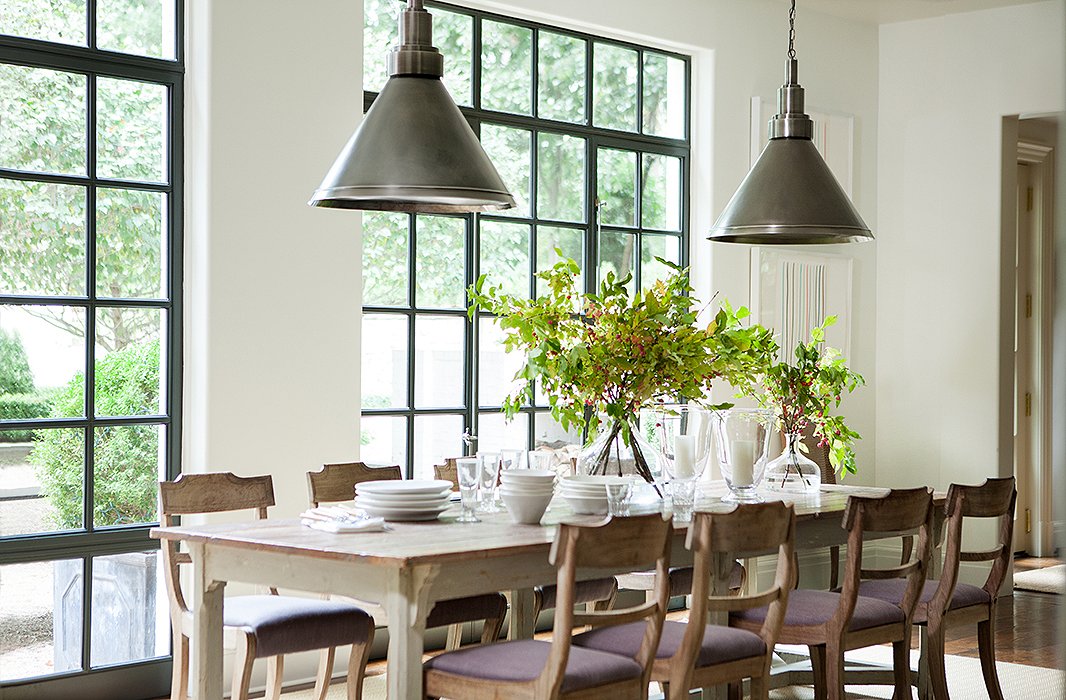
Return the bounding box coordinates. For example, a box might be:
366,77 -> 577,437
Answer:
499,483 -> 555,494
559,483 -> 607,496
501,490 -> 553,524
562,475 -> 631,486
561,493 -> 608,515
501,469 -> 556,483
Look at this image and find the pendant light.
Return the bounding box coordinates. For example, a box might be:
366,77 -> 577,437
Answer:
309,0 -> 515,212
708,0 -> 872,244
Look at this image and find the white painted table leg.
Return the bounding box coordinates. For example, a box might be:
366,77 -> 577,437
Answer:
509,588 -> 536,640
385,567 -> 434,699
189,543 -> 225,700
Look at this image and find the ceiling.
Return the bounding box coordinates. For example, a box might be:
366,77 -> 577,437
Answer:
799,0 -> 1045,24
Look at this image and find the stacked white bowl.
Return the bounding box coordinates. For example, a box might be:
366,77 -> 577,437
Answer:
354,479 -> 453,521
559,475 -> 630,515
499,469 -> 556,524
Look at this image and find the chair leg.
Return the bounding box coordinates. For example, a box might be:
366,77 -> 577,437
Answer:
825,641 -> 845,700
480,613 -> 505,645
312,646 -> 336,700
347,626 -> 375,700
266,655 -> 285,700
892,639 -> 911,699
810,644 -> 828,700
231,634 -> 256,700
445,623 -> 464,650
977,616 -> 1005,700
750,674 -> 770,700
171,628 -> 189,700
925,621 -> 950,700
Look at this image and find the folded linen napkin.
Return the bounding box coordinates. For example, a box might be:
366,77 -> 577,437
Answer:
300,506 -> 389,533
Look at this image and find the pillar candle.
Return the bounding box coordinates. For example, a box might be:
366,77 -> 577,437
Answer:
730,439 -> 755,487
674,435 -> 695,479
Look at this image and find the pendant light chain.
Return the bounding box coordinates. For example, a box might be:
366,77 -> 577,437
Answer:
788,0 -> 797,59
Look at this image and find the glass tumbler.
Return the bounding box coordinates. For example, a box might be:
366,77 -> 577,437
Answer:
455,457 -> 480,523
476,451 -> 502,513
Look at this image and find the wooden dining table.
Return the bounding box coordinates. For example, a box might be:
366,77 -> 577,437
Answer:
151,483 -> 946,700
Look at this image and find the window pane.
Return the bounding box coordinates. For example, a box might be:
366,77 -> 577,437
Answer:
0,65 -> 87,175
480,123 -> 531,218
479,220 -> 530,300
641,153 -> 682,231
414,315 -> 465,408
640,234 -> 681,289
96,77 -> 166,183
0,559 -> 83,681
533,411 -> 581,449
0,0 -> 86,45
0,179 -> 86,297
592,43 -> 637,132
413,414 -> 464,480
416,215 -> 465,309
434,8 -> 473,106
361,314 -> 408,410
478,317 -> 524,407
537,31 -> 585,123
480,20 -> 532,115
477,411 -> 528,453
94,308 -> 164,417
96,188 -> 166,299
536,132 -> 585,223
597,148 -> 637,227
90,550 -> 167,666
1,428 -> 85,536
535,225 -> 583,298
362,212 -> 408,307
97,0 -> 176,59
642,52 -> 685,138
0,306 -> 86,417
598,229 -> 635,291
93,423 -> 161,528
359,415 -> 407,472
362,0 -> 396,94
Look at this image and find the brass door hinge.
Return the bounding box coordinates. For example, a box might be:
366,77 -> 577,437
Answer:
1026,293 -> 1032,318
1025,392 -> 1032,417
1027,186 -> 1034,211
1026,508 -> 1032,534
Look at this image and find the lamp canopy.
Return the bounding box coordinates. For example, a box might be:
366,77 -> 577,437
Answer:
708,2 -> 872,244
309,0 -> 514,213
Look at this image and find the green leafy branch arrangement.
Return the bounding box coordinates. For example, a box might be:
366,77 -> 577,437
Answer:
740,317 -> 865,476
468,257 -> 775,479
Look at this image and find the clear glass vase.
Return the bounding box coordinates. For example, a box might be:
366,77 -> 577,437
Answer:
579,418 -> 657,483
764,432 -> 822,493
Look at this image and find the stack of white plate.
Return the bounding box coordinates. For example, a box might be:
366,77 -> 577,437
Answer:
499,469 -> 556,524
354,479 -> 453,521
559,475 -> 629,515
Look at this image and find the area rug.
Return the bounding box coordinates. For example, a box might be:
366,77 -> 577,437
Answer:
282,647 -> 1064,699
1014,564 -> 1065,594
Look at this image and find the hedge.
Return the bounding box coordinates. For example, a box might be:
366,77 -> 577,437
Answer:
0,392 -> 54,442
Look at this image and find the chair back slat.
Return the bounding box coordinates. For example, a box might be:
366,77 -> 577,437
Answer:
950,477 -> 1016,519
844,487 -> 932,532
688,500 -> 794,558
433,458 -> 459,490
159,473 -> 274,515
551,513 -> 674,570
307,461 -> 401,506
959,548 -> 1005,563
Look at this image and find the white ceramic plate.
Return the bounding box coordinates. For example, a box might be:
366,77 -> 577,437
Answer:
351,490 -> 452,504
359,507 -> 447,522
562,475 -> 631,486
354,496 -> 450,511
355,479 -> 453,496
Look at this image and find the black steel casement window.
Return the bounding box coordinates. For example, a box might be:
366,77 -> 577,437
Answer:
0,2 -> 183,697
360,0 -> 690,478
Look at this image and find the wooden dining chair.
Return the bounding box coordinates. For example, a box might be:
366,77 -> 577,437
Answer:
160,472 -> 375,700
307,461 -> 507,650
573,502 -> 796,700
855,477 -> 1016,700
432,457 -> 459,490
424,513 -> 674,700
732,487 -> 934,700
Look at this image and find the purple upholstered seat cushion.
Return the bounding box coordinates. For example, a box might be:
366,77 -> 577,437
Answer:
426,592 -> 507,629
423,639 -> 642,692
573,620 -> 766,667
223,595 -> 373,658
536,577 -> 618,611
855,579 -> 991,621
731,589 -> 904,632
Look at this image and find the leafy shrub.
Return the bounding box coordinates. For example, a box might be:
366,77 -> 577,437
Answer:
0,391 -> 55,442
0,328 -> 34,395
33,339 -> 160,529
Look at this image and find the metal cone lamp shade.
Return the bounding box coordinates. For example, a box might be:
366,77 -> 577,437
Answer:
309,0 -> 514,213
709,4 -> 872,244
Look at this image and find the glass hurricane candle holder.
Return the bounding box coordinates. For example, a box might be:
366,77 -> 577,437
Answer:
711,408 -> 773,502
654,405 -> 714,485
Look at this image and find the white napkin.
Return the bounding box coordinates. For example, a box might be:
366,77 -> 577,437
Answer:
299,506 -> 389,533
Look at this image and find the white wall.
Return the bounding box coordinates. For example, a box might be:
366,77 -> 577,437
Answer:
471,0 -> 882,483
876,1 -> 1066,490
